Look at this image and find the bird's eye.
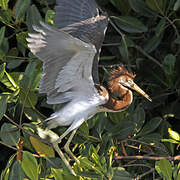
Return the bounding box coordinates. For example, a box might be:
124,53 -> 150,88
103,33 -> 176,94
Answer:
127,79 -> 132,84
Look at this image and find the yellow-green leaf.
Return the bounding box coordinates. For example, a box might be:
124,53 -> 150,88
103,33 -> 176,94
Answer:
30,136 -> 55,157
21,151 -> 38,180
168,128 -> 180,141
0,0 -> 9,10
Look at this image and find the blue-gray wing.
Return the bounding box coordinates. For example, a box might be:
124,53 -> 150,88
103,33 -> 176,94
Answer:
55,0 -> 98,29
54,0 -> 108,49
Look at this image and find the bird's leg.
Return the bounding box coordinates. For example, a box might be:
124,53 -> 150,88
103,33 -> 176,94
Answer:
52,127 -> 77,176
53,142 -> 76,176
64,129 -> 80,165
52,118 -> 85,176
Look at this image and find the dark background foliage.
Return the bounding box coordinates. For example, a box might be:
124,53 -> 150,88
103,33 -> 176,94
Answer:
0,0 -> 180,179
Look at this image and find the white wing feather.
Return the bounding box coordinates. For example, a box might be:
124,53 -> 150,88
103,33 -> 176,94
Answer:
26,22 -> 101,105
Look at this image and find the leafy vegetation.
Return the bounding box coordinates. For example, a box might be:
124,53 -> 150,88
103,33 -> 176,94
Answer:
0,0 -> 180,179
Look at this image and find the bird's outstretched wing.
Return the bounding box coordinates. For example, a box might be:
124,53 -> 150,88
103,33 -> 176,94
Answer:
27,22 -> 99,104
54,0 -> 108,49
55,0 -> 99,29
54,0 -> 108,83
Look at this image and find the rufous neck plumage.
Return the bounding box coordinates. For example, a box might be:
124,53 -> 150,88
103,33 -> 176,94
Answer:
103,76 -> 133,112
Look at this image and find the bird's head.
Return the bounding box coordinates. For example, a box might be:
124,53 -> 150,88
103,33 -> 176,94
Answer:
108,66 -> 152,101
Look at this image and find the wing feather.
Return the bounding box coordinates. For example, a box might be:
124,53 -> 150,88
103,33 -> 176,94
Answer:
27,22 -> 97,104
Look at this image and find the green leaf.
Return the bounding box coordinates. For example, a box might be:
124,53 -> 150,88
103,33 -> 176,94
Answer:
9,161 -> 25,180
16,32 -> 28,47
0,123 -> 20,146
174,0 -> 180,11
110,0 -> 131,15
144,32 -> 164,53
111,16 -> 148,33
112,167 -> 132,180
24,107 -> 44,122
110,120 -> 136,139
79,157 -> 103,175
79,121 -> 89,137
161,138 -> 180,144
30,136 -> 55,157
45,9 -> 55,25
19,87 -> 38,107
15,0 -> 31,21
0,0 -> 9,10
128,0 -> 156,17
0,94 -> 8,120
0,62 -> 5,80
26,5 -> 42,32
0,26 -> 5,47
4,71 -> 18,90
0,9 -> 13,25
168,128 -> 180,141
46,157 -> 62,169
51,168 -> 63,180
21,151 -> 39,180
132,105 -> 145,133
136,117 -> 162,137
146,0 -> 166,14
159,159 -> 173,179
78,171 -> 102,178
175,36 -> 180,44
163,54 -> 176,75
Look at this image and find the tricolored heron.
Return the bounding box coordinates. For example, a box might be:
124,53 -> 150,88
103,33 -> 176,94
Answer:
26,0 -> 152,176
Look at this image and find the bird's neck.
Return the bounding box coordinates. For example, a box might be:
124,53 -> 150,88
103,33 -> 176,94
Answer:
102,83 -> 133,112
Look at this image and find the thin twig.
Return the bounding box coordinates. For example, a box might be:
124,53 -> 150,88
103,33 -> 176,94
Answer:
122,163 -> 152,169
134,45 -> 163,69
109,17 -> 163,69
126,138 -> 169,155
4,114 -> 52,146
115,155 -> 180,161
0,140 -> 22,152
102,43 -> 121,46
134,168 -> 155,180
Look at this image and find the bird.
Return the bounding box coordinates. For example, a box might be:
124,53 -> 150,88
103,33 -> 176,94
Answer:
26,0 -> 152,176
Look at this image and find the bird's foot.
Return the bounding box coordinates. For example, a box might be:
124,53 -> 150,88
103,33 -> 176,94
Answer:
64,143 -> 80,165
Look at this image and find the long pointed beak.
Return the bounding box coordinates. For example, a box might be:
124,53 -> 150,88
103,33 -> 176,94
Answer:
131,83 -> 152,102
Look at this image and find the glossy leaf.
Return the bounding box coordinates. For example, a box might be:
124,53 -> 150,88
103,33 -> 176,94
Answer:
144,32 -> 164,53
128,0 -> 156,17
112,167 -> 132,180
46,157 -> 62,169
175,36 -> 180,44
26,5 -> 42,32
174,0 -> 180,11
136,117 -> 162,137
0,0 -> 9,10
21,151 -> 39,180
168,128 -> 180,141
132,105 -> 145,133
159,159 -> 173,179
111,16 -> 148,33
0,63 -> 5,80
51,168 -> 63,180
146,0 -> 166,14
19,87 -> 38,107
163,54 -> 176,75
30,136 -> 55,157
0,123 -> 20,146
9,161 -> 25,180
0,26 -> 5,47
0,94 -> 8,120
15,0 -> 31,21
45,9 -> 55,25
110,0 -> 131,15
